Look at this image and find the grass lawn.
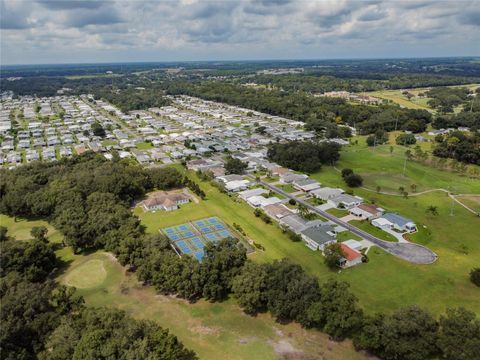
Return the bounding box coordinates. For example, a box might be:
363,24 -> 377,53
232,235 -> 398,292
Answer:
327,208 -> 349,218
349,220 -> 398,242
136,141 -> 153,150
337,231 -> 363,242
102,139 -> 118,146
56,251 -> 366,360
64,259 -> 107,289
311,140 -> 480,195
277,184 -> 296,193
0,214 -> 63,243
455,195 -> 480,213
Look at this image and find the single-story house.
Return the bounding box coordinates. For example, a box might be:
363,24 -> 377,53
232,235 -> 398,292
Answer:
217,174 -> 244,183
311,187 -> 344,201
247,195 -> 282,208
349,203 -> 384,220
382,213 -> 417,232
300,223 -> 337,251
143,191 -> 190,211
279,172 -> 309,184
279,214 -> 308,233
328,194 -> 363,209
225,179 -> 251,192
371,217 -> 393,230
238,188 -> 268,201
339,243 -> 363,268
292,178 -> 321,192
264,203 -> 294,219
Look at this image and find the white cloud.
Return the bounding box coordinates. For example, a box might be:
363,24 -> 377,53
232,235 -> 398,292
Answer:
1,0 -> 479,64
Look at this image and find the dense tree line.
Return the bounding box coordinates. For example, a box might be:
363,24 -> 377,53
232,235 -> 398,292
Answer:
246,73 -> 479,93
433,131 -> 480,165
267,141 -> 341,173
165,81 -> 432,136
426,87 -> 473,113
0,153 -> 186,252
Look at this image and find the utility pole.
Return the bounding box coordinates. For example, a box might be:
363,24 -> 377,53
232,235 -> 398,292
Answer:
449,184 -> 455,217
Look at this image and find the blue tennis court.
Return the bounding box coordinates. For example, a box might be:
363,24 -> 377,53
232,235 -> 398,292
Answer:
218,230 -> 232,238
167,233 -> 180,241
176,240 -> 192,254
163,217 -> 239,262
191,237 -> 205,248
205,232 -> 220,242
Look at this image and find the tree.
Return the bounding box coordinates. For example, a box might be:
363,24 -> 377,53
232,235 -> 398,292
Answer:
91,121 -> 106,138
381,306 -> 439,360
396,133 -> 417,146
0,239 -> 57,282
224,157 -> 248,175
410,183 -> 417,193
31,226 -> 48,242
323,243 -> 344,270
232,262 -> 269,314
344,174 -> 363,188
309,279 -> 363,339
201,238 -> 247,301
0,226 -> 10,241
341,168 -> 354,179
265,260 -> 321,326
297,203 -> 309,219
389,146 -> 394,155
437,307 -> 480,360
426,205 -> 439,216
470,268 -> 480,287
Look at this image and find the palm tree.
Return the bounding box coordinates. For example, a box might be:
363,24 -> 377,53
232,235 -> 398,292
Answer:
426,205 -> 439,216
298,203 -> 309,219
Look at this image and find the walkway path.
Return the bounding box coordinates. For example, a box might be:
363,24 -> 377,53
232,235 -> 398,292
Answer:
248,175 -> 438,265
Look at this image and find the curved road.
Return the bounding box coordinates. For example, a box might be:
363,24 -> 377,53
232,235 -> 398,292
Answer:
250,176 -> 438,265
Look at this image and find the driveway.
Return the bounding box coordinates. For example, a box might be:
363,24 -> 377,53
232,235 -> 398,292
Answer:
249,175 -> 438,265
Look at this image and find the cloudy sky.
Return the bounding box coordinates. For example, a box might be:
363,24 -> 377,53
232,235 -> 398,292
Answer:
1,0 -> 479,65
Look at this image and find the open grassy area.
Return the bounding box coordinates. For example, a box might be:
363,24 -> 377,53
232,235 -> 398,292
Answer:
64,259 -> 107,289
56,251 -> 366,360
313,139 -> 480,195
455,195 -> 480,213
0,214 -> 63,243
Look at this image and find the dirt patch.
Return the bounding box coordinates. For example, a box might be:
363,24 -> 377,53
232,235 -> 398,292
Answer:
268,339 -> 313,360
238,336 -> 257,344
191,325 -> 221,336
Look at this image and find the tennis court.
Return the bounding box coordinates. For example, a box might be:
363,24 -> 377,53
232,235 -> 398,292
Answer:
162,217 -> 238,261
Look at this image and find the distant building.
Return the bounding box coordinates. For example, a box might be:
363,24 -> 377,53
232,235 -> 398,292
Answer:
143,191 -> 190,212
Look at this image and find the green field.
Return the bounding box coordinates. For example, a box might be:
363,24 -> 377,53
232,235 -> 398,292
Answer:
368,84 -> 479,111
315,138 -> 480,195
64,259 -> 107,288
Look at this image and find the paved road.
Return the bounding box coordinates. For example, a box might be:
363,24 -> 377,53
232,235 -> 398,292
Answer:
249,175 -> 438,265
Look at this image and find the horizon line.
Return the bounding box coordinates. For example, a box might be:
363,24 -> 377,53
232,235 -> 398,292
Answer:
1,55 -> 479,68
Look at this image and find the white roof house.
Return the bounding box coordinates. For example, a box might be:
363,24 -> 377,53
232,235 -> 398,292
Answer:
247,196 -> 282,208
225,180 -> 251,192
311,187 -> 344,201
238,188 -> 268,200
